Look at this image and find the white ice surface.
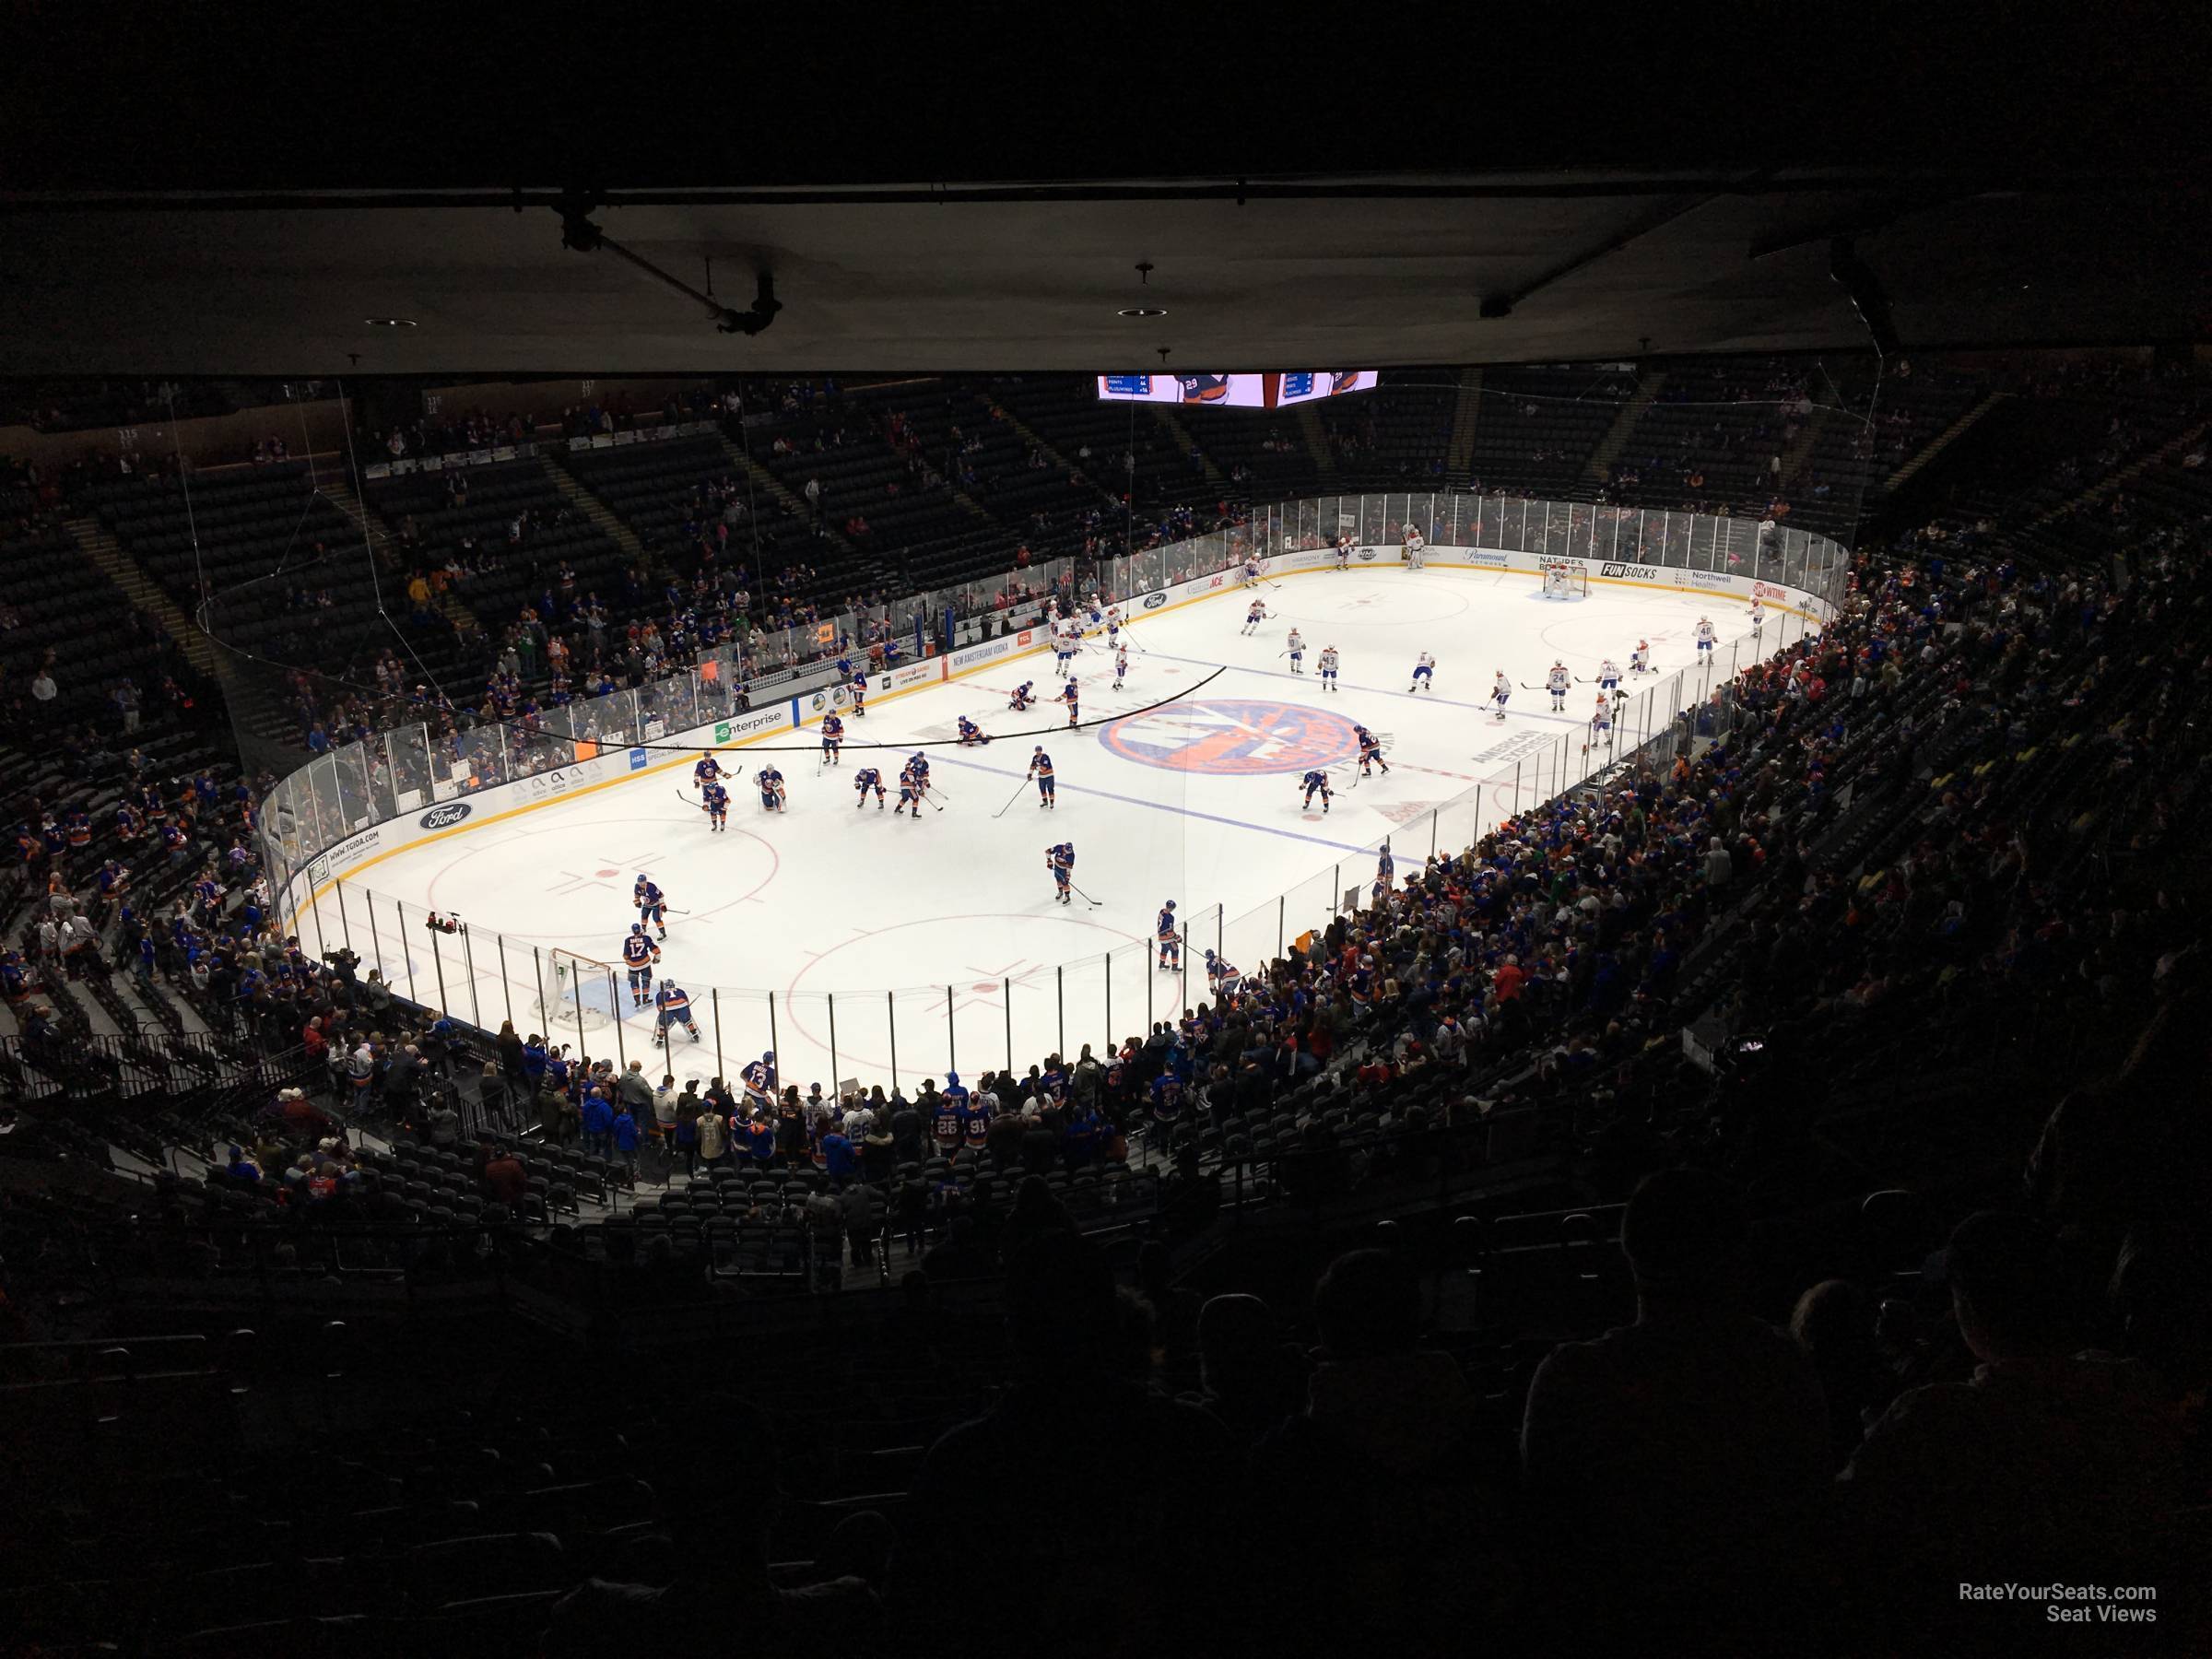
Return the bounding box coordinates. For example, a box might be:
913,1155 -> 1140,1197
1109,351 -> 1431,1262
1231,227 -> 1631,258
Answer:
305,566 -> 1770,1091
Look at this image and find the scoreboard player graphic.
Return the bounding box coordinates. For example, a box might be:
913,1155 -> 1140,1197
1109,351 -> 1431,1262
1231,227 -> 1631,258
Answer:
1179,374 -> 1232,404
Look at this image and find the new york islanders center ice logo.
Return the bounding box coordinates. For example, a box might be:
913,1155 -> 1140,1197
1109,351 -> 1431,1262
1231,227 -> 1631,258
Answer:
1100,700 -> 1359,776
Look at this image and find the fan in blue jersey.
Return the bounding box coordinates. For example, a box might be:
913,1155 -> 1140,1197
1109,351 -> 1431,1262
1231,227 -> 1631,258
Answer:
853,766 -> 886,810
701,779 -> 730,830
741,1052 -> 777,1112
757,765 -> 786,812
1148,1069 -> 1183,1142
931,1089 -> 964,1153
1300,770 -> 1333,813
653,980 -> 701,1046
957,1082 -> 991,1151
621,924 -> 660,1007
1156,900 -> 1181,970
819,712 -> 845,764
1046,842 -> 1075,904
1028,747 -> 1056,807
1203,948 -> 1241,999
1008,680 -> 1035,712
634,875 -> 668,938
894,763 -> 926,819
957,716 -> 991,746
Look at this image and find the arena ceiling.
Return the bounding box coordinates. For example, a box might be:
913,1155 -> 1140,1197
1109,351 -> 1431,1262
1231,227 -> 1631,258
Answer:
3,10 -> 2206,377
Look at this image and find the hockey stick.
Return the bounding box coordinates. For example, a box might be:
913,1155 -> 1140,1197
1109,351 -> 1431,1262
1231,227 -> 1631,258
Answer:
674,787 -> 699,806
921,786 -> 947,813
1068,881 -> 1104,908
993,778 -> 1032,818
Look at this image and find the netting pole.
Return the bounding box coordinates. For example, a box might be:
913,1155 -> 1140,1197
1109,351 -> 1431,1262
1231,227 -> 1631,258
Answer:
888,992 -> 898,1093
428,922 -> 451,1019
393,898 -> 417,1003
828,993 -> 839,1094
1056,965 -> 1065,1061
767,993 -> 778,1088
1277,894 -> 1285,959
946,986 -> 955,1077
495,935 -> 512,1030
1004,978 -> 1012,1077
573,963 -> 589,1066
531,947 -> 547,1039
460,926 -> 480,1027
1430,808 -> 1438,860
610,968 -> 626,1073
1103,958 -> 1111,1059
712,988 -> 724,1086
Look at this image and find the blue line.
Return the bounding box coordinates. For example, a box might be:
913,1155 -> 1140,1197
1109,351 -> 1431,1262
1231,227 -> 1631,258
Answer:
926,750 -> 1375,855
1139,649 -> 1593,727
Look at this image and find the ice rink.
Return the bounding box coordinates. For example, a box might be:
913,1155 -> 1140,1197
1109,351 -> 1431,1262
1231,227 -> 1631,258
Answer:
303,563 -> 1775,1090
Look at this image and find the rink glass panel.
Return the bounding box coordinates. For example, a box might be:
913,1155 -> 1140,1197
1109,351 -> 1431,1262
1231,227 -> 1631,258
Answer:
257,489 -> 1857,1066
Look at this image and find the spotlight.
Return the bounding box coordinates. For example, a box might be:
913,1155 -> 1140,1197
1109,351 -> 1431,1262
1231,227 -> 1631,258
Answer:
1118,306 -> 1169,318
364,318 -> 418,328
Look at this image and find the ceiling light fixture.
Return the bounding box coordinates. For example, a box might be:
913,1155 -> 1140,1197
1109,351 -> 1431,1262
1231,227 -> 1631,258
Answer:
1118,305 -> 1168,318
364,317 -> 418,327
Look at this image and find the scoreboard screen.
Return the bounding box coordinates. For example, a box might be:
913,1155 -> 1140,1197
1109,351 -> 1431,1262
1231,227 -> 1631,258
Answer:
1096,372 -> 1378,408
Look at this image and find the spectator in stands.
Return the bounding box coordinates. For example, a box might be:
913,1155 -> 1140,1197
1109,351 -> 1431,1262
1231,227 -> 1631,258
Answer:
611,1101 -> 641,1172
1790,1277 -> 1893,1470
1840,1211 -> 2186,1624
580,1086 -> 614,1159
1518,1169 -> 1831,1651
481,1143 -> 527,1208
891,1231 -> 1237,1659
426,1095 -> 462,1147
1247,1249 -> 1505,1657
694,1095 -> 727,1172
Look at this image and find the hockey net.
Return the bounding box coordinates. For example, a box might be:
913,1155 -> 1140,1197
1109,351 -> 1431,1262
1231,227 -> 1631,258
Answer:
1540,562 -> 1590,600
535,947 -> 621,1032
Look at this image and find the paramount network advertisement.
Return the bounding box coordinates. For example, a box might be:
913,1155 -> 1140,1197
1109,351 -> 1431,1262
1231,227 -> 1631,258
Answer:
1095,372 -> 1378,408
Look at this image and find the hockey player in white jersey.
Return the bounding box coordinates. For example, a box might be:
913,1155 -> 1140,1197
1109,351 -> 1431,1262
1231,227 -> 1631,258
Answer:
1409,651 -> 1436,693
1748,597 -> 1766,633
1598,656 -> 1622,691
1241,598 -> 1266,637
1630,639 -> 1653,675
1285,629 -> 1305,673
1317,645 -> 1340,692
1695,616 -> 1717,655
1588,692 -> 1614,749
1490,671 -> 1512,724
1546,662 -> 1571,712
1111,642 -> 1130,690
1402,527 -> 1426,569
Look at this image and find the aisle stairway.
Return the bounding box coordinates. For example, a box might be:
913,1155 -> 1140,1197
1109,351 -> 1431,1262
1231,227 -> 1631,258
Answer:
1582,370 -> 1665,487
1444,366 -> 1484,484
320,477 -> 480,633
538,455 -> 650,565
63,518 -> 219,676
1885,390 -> 2005,493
